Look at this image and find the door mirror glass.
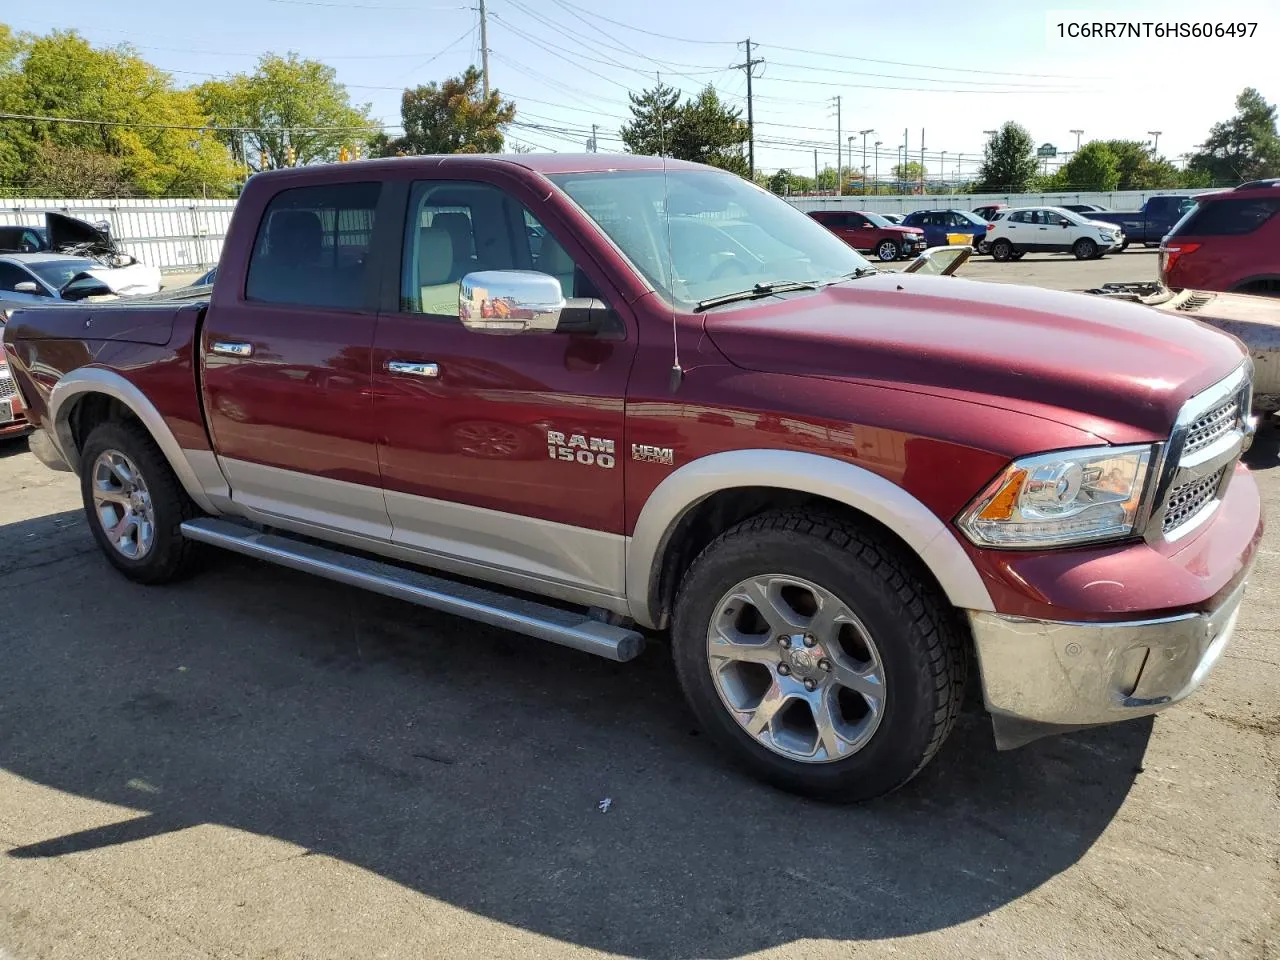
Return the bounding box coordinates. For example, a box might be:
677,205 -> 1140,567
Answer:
459,270 -> 565,334
13,281 -> 39,294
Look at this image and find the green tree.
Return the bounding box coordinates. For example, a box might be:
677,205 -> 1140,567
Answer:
25,142 -> 130,197
1186,87 -> 1280,183
1056,141 -> 1120,190
619,81 -> 682,156
892,161 -> 926,185
371,66 -> 515,157
976,122 -> 1037,192
767,168 -> 793,194
198,53 -> 377,171
621,82 -> 748,175
669,86 -> 748,175
1097,139 -> 1182,189
0,28 -> 237,196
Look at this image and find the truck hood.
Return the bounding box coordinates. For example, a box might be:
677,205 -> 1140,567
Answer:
703,273 -> 1247,442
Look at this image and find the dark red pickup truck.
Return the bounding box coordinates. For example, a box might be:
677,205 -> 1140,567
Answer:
3,154 -> 1262,801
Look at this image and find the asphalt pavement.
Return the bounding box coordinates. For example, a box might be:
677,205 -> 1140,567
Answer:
0,250 -> 1276,960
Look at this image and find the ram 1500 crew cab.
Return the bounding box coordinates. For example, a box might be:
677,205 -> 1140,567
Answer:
4,154 -> 1262,801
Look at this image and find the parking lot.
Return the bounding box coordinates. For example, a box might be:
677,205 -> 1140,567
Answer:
0,252 -> 1276,960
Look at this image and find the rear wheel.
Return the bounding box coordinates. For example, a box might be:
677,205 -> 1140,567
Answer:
991,239 -> 1013,262
79,420 -> 202,584
671,511 -> 966,803
875,239 -> 901,262
1073,237 -> 1098,260
1010,251 -> 1026,261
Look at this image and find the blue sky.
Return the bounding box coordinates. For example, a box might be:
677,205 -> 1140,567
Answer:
8,0 -> 1275,178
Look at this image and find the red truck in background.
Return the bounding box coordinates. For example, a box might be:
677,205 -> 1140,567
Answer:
3,154 -> 1262,802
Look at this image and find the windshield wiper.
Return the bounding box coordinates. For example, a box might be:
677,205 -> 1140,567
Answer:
825,266 -> 879,284
694,280 -> 820,312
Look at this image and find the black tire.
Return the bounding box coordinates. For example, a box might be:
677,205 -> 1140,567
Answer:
875,239 -> 900,262
990,239 -> 1013,262
670,511 -> 967,803
1010,252 -> 1026,261
1119,240 -> 1130,251
1234,278 -> 1280,298
79,419 -> 202,585
1072,238 -> 1098,260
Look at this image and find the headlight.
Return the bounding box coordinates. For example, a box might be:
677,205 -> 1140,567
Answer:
958,445 -> 1153,548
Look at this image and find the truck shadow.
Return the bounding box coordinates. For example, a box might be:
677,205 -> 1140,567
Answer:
0,511 -> 1149,958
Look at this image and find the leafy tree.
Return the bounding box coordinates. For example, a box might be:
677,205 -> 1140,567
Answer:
1055,141 -> 1120,190
199,53 -> 377,171
767,168 -> 793,194
1186,87 -> 1280,183
621,83 -> 748,175
0,28 -> 237,196
25,142 -> 130,197
975,122 -> 1037,192
371,66 -> 515,157
1100,139 -> 1182,189
619,81 -> 682,156
669,86 -> 748,175
892,161 -> 926,184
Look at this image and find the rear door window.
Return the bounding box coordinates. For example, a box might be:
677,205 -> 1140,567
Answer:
245,182 -> 381,309
1173,197 -> 1280,236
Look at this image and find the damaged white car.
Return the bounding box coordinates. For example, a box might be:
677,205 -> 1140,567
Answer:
0,212 -> 161,311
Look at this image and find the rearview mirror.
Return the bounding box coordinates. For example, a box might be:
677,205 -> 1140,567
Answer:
903,245 -> 972,276
13,281 -> 38,294
459,270 -> 565,334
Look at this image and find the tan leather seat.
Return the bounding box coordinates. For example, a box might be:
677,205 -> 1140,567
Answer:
417,226 -> 457,315
536,236 -> 575,299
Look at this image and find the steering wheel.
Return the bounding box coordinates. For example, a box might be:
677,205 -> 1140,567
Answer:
708,256 -> 750,282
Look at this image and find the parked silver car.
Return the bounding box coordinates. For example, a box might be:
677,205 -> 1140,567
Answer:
0,253 -> 161,310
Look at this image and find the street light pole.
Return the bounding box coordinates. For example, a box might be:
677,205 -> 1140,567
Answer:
873,140 -> 881,194
1070,128 -> 1084,151
940,150 -> 947,190
847,135 -> 856,193
1148,130 -> 1162,155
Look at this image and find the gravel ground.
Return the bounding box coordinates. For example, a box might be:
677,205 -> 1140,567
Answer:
0,252 -> 1275,960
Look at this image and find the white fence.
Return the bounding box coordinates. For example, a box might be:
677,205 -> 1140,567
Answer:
1,188 -> 1210,273
786,188 -> 1207,215
0,198 -> 235,273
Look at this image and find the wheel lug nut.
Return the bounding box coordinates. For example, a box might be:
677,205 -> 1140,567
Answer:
777,663 -> 791,676
819,658 -> 831,671
803,635 -> 816,648
778,635 -> 791,648
803,678 -> 817,691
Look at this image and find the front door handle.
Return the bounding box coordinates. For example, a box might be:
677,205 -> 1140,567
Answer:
211,341 -> 254,357
386,360 -> 440,378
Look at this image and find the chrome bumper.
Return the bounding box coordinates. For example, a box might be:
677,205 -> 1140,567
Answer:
969,577 -> 1248,748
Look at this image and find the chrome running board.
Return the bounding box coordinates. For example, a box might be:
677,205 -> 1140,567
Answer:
180,517 -> 645,662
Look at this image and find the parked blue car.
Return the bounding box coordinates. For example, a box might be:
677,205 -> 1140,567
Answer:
899,209 -> 991,251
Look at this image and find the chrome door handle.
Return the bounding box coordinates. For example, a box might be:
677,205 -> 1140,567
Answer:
386,360 -> 439,378
211,341 -> 254,357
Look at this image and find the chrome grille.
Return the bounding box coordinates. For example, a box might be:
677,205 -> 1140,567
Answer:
0,375 -> 15,400
1163,467 -> 1226,534
1183,396 -> 1240,456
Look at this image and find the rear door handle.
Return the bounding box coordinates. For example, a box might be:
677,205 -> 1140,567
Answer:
211,341 -> 254,357
386,360 -> 439,378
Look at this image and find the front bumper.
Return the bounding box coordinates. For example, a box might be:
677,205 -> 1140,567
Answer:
969,572 -> 1250,748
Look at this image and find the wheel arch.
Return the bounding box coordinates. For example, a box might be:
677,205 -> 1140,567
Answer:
626,449 -> 994,629
1231,274 -> 1280,296
48,368 -> 220,514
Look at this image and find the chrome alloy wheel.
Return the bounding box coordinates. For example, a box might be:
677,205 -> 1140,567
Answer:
706,575 -> 886,763
91,449 -> 156,560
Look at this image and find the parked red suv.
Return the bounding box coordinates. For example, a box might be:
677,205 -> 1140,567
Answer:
808,209 -> 926,261
1161,180 -> 1280,296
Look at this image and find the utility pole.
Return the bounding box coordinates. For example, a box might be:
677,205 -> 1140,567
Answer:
940,150 -> 947,191
830,96 -> 842,195
859,129 -> 873,195
590,124 -> 599,152
919,127 -> 925,194
478,0 -> 490,98
847,135 -> 855,191
1148,130 -> 1162,155
814,149 -> 818,193
1070,128 -> 1084,151
903,128 -> 908,193
734,39 -> 764,179
873,140 -> 881,194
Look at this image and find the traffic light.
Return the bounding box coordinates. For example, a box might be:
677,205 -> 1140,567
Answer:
285,144 -> 297,166
338,146 -> 350,162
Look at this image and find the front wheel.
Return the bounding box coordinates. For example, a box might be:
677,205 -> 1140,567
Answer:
79,419 -> 202,584
990,239 -> 1013,262
875,239 -> 900,262
671,511 -> 966,803
1073,238 -> 1098,260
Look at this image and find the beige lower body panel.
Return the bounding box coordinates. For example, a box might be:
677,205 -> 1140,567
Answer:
215,458 -> 630,616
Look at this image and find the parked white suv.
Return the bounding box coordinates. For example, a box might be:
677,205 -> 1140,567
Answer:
986,206 -> 1123,261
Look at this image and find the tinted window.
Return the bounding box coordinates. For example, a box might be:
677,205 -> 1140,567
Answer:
863,212 -> 893,228
846,213 -> 867,228
0,262 -> 35,292
245,182 -> 380,309
1008,211 -> 1032,223
403,180 -> 587,318
1174,197 -> 1280,236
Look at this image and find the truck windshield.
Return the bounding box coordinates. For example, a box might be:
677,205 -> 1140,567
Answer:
549,169 -> 873,308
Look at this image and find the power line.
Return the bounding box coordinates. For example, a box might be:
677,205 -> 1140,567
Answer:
541,0 -> 739,44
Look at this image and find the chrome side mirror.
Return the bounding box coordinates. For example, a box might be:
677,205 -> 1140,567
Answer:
903,245 -> 972,276
459,270 -> 565,334
13,281 -> 39,294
